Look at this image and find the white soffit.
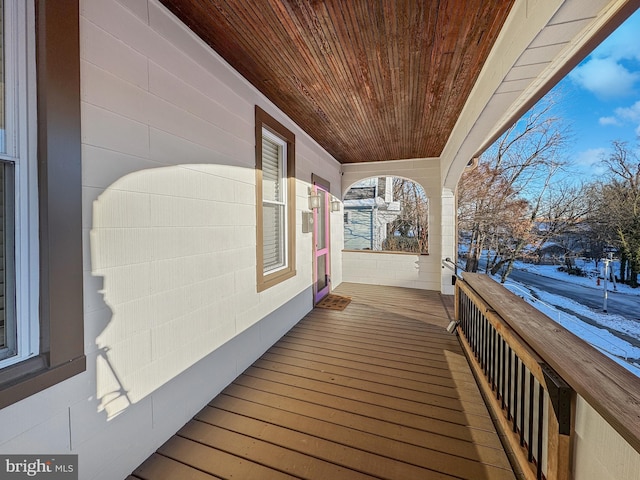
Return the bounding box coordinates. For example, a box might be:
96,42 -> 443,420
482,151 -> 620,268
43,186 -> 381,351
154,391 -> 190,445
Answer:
442,0 -> 634,190
481,0 -> 631,153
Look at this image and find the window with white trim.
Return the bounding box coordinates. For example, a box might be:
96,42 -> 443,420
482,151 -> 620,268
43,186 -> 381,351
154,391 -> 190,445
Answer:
0,0 -> 39,368
255,106 -> 296,291
0,0 -> 84,410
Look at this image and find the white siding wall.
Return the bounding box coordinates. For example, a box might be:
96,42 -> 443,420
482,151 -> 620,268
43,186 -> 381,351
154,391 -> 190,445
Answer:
440,188 -> 456,295
573,395 -> 640,480
342,251 -> 440,291
0,0 -> 342,478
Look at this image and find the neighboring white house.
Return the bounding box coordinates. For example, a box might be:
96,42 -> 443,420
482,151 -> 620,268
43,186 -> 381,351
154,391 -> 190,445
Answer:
343,177 -> 402,250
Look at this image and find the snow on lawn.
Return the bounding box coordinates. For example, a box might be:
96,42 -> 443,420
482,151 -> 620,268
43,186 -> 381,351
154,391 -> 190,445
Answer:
502,280 -> 640,377
514,260 -> 640,296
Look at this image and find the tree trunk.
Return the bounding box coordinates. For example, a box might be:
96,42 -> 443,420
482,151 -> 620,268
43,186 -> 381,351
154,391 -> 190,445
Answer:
500,258 -> 516,283
487,249 -> 499,274
466,231 -> 484,272
490,257 -> 508,276
631,266 -> 638,288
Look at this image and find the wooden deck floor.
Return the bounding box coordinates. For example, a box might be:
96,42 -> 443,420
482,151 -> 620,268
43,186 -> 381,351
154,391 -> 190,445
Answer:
129,283 -> 515,480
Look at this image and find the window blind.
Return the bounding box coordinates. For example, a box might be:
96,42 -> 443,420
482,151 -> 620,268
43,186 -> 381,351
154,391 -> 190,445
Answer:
262,133 -> 286,272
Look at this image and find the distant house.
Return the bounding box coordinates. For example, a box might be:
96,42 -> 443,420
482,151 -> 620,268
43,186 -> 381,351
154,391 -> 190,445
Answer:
343,177 -> 402,250
534,241 -> 572,264
529,220 -> 595,263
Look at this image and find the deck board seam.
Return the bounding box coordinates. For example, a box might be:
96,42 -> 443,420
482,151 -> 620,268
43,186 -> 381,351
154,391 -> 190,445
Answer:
275,339 -> 467,371
240,366 -> 495,422
254,360 -> 480,401
256,354 -> 476,398
283,336 -> 466,371
208,396 -> 509,454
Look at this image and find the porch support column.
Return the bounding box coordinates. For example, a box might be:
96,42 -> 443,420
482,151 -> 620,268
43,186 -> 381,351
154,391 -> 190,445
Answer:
441,187 -> 456,295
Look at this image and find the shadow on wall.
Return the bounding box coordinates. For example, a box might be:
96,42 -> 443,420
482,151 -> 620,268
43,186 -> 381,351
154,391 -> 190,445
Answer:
89,163 -> 258,419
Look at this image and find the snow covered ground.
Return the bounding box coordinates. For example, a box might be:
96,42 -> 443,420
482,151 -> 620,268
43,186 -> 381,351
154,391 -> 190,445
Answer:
499,260 -> 640,377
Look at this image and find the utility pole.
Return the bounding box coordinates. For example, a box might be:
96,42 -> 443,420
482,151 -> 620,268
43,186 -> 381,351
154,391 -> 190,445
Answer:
602,253 -> 614,313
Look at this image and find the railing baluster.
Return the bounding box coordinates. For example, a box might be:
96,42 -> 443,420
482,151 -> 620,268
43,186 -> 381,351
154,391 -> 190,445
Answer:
537,382 -> 544,480
520,362 -> 526,446
507,345 -> 512,420
480,313 -> 484,370
461,295 -> 467,340
513,356 -> 519,433
471,298 -> 477,352
485,317 -> 490,375
528,372 -> 535,462
489,325 -> 494,387
493,328 -> 497,389
471,298 -> 476,353
480,313 -> 485,369
495,332 -> 500,394
498,335 -> 502,395
500,336 -> 506,408
476,305 -> 481,356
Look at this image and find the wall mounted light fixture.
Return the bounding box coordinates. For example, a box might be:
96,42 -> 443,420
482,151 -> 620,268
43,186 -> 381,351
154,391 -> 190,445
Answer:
330,199 -> 341,212
308,193 -> 321,210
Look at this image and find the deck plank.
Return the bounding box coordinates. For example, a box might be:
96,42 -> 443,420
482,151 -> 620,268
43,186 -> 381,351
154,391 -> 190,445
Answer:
188,414 -> 458,480
220,383 -> 505,448
255,353 -> 471,400
132,453 -> 221,480
208,394 -> 501,456
201,399 -> 512,474
249,358 -> 491,416
128,283 -> 515,479
233,370 -> 496,431
279,323 -> 473,379
262,340 -> 477,390
158,436 -> 297,479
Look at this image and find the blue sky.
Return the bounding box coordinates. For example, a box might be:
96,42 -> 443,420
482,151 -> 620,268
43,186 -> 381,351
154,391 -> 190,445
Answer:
550,8 -> 640,180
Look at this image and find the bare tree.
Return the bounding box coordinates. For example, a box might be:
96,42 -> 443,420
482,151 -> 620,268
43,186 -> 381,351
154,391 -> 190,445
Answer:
458,162 -> 526,273
458,97 -> 582,282
587,141 -> 640,286
385,178 -> 429,253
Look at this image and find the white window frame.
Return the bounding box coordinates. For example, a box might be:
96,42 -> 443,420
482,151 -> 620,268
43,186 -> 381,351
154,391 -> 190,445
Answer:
0,0 -> 39,369
261,128 -> 289,274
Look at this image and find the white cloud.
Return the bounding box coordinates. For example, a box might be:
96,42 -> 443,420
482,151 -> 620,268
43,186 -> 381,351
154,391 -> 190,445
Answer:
599,116 -> 621,126
584,100 -> 640,141
592,11 -> 640,63
598,101 -> 640,137
572,148 -> 610,177
614,100 -> 640,122
569,58 -> 640,99
569,11 -> 640,100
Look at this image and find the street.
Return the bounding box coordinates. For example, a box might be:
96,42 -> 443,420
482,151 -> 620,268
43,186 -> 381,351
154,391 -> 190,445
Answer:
507,269 -> 640,321
505,268 -> 640,354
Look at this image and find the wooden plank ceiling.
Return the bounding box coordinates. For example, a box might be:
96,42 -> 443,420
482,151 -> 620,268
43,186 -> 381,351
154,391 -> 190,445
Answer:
159,0 -> 515,163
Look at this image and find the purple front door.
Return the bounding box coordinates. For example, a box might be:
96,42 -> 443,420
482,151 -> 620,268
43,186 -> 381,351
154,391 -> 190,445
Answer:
313,184 -> 330,303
